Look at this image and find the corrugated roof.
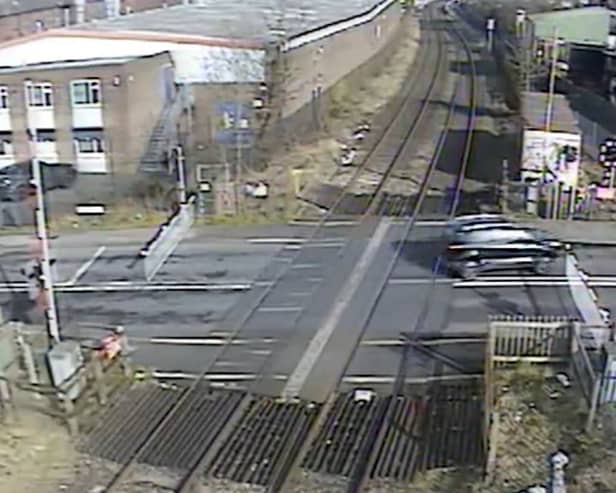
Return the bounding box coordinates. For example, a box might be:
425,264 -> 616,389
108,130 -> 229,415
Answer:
69,0 -> 391,44
529,6 -> 614,46
0,0 -> 67,16
521,91 -> 579,134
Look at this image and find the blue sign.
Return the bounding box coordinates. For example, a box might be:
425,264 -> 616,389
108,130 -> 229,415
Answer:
215,101 -> 254,146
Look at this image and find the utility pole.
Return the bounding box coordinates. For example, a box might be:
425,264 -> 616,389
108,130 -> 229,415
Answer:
486,17 -> 495,52
501,159 -> 509,213
27,126 -> 60,345
545,27 -> 558,136
541,27 -> 559,218
176,145 -> 187,204
235,98 -> 242,215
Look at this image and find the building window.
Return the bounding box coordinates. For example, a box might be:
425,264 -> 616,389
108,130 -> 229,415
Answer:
25,81 -> 53,107
74,137 -> 104,153
0,136 -> 12,155
0,86 -> 8,109
71,79 -> 101,106
36,132 -> 55,143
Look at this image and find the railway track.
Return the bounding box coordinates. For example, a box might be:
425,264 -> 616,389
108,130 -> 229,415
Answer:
274,8 -> 483,493
75,5 -> 484,493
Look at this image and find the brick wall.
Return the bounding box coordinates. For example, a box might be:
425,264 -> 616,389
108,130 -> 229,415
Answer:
281,1 -> 402,119
0,7 -> 69,43
0,0 -> 183,44
0,51 -> 172,178
260,2 -> 405,151
122,0 -> 183,14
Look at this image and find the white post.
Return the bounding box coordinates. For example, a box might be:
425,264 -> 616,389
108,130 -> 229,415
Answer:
176,146 -> 187,204
235,100 -> 243,214
27,127 -> 60,345
486,18 -> 495,52
73,0 -> 85,24
541,28 -> 559,214
545,28 -> 558,135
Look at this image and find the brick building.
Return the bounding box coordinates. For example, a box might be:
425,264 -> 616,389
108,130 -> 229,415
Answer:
0,0 -> 405,198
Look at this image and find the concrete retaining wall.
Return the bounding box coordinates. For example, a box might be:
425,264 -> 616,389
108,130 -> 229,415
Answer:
262,2 -> 409,150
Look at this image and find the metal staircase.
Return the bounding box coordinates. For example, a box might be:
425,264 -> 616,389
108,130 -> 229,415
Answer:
139,85 -> 189,174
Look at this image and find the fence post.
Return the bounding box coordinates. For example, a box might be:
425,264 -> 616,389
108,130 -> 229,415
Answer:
62,393 -> 78,437
0,377 -> 15,424
501,160 -> 509,214
585,377 -> 601,433
92,357 -> 107,406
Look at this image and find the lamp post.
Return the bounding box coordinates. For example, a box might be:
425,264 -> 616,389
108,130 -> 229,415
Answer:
542,28 -> 559,219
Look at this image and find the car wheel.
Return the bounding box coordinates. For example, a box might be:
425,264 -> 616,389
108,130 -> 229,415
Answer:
460,266 -> 478,280
534,258 -> 552,274
16,184 -> 32,202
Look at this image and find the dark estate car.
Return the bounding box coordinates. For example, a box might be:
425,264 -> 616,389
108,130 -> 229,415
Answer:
445,216 -> 567,279
0,160 -> 77,202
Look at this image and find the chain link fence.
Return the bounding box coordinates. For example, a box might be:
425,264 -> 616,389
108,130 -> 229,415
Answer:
576,111 -> 612,162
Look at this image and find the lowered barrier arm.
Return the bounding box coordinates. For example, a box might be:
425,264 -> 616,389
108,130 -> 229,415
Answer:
566,252 -> 612,349
140,195 -> 196,282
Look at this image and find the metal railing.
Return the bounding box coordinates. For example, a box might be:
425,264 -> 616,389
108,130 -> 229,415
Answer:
140,85 -> 190,173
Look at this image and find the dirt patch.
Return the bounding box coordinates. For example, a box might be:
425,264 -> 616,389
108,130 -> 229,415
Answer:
0,409 -> 77,493
241,14 -> 421,217
484,364 -> 614,493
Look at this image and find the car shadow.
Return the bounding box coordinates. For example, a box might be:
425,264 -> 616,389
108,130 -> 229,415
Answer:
392,236 -> 450,275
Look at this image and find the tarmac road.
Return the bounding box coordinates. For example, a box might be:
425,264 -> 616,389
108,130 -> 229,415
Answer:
0,221 -> 608,395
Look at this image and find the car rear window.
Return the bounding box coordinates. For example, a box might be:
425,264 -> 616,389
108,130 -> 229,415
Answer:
457,228 -> 534,244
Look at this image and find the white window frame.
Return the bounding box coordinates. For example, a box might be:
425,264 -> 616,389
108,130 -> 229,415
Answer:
70,79 -> 102,107
74,136 -> 105,154
0,138 -> 12,155
0,86 -> 8,110
36,133 -> 55,143
25,81 -> 53,108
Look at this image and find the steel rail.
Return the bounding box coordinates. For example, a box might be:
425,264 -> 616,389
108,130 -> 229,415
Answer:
172,10 -> 452,493
261,5 -> 461,493
92,8 -> 460,493
341,13 -> 479,493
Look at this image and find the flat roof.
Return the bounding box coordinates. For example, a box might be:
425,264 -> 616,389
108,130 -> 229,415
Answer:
529,6 -> 615,46
69,0 -> 391,44
0,56 -> 137,74
0,0 -> 66,16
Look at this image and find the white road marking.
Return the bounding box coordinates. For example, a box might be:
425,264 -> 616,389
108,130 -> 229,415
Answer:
288,220 -> 359,227
389,278 -> 455,285
342,374 -> 482,384
147,337 -> 277,346
288,291 -> 312,297
2,275 -> 616,294
360,337 -> 484,346
282,218 -> 393,400
283,241 -> 345,250
454,280 -> 586,288
67,246 -> 106,286
247,237 -> 344,245
291,263 -> 321,269
247,238 -> 306,244
0,282 -> 255,293
257,306 -> 303,313
152,371 -> 288,381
